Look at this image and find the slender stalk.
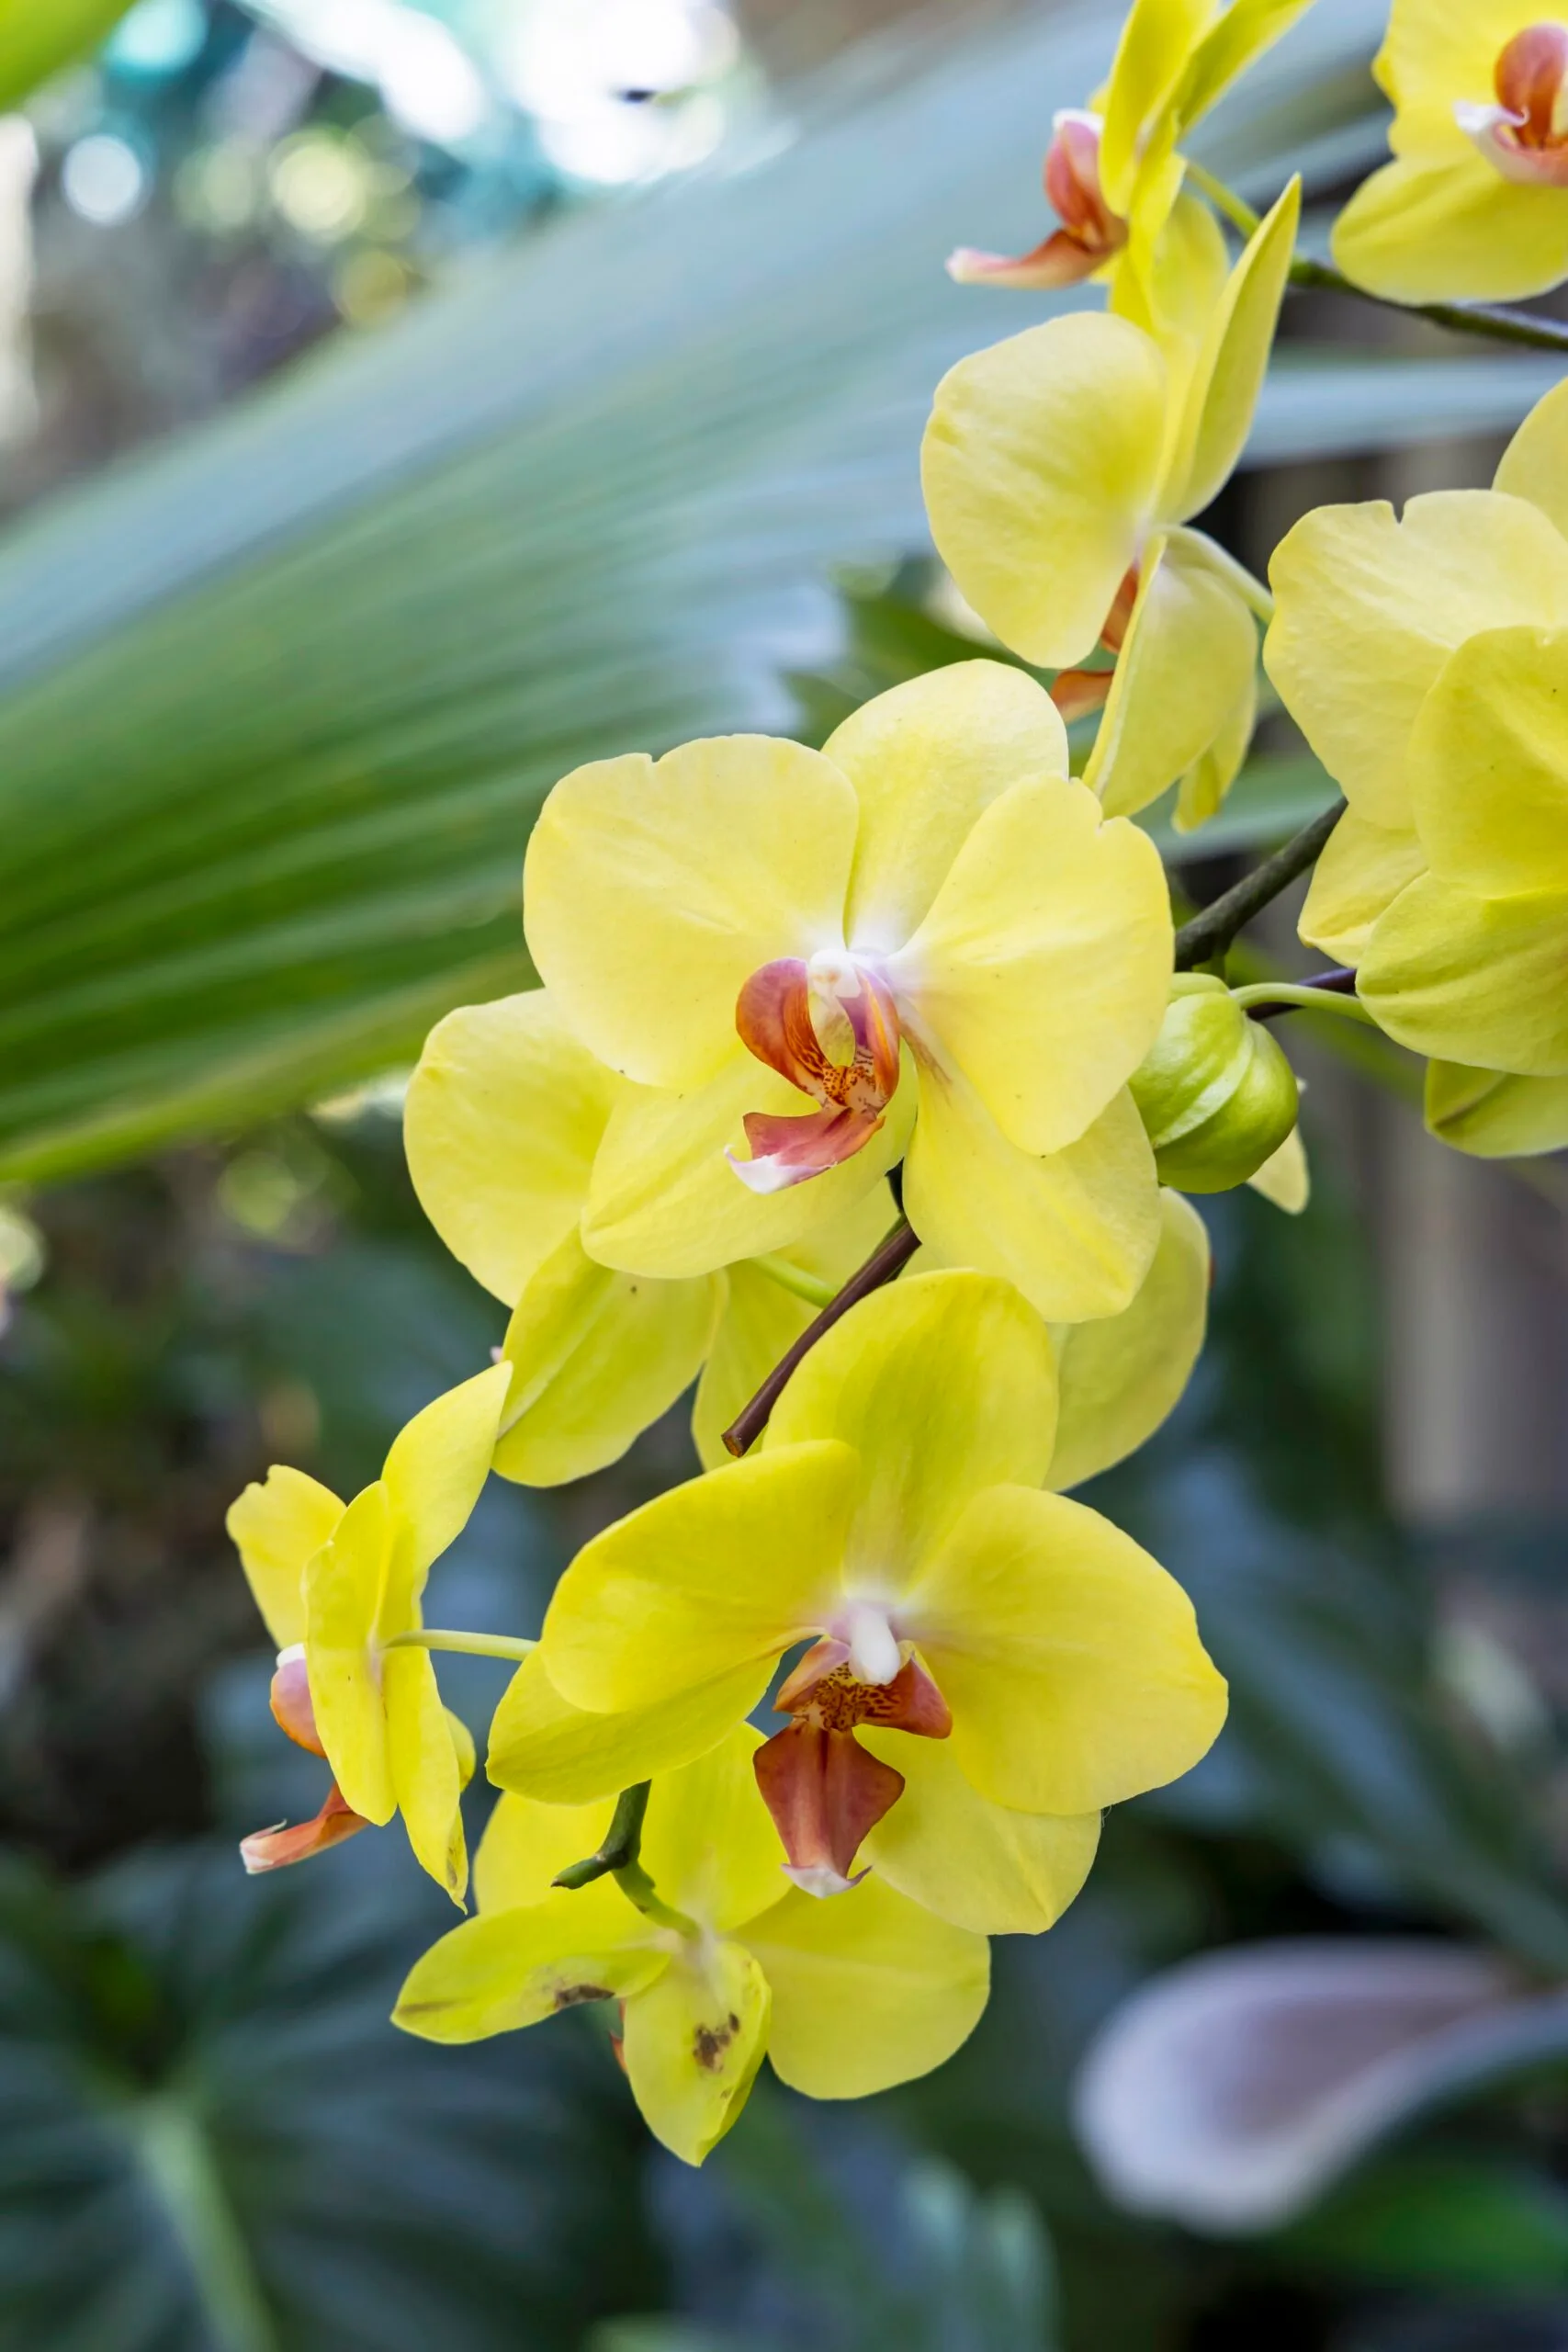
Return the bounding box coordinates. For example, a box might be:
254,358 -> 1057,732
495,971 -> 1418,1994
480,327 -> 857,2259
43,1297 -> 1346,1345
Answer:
1232,977 -> 1372,1024
722,1216 -> 919,1457
1173,798 -> 1345,971
130,2096 -> 279,2352
1184,159 -> 1568,355
383,1628 -> 536,1662
750,1252 -> 838,1311
555,1781 -> 651,1893
610,1857 -> 700,1939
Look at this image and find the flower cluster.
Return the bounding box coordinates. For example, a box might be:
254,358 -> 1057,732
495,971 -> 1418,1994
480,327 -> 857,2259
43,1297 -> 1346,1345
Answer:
228,0 -> 1568,2164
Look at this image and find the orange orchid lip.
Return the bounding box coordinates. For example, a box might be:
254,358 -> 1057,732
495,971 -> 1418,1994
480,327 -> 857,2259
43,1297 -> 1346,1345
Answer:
730,954 -> 902,1193
753,1640 -> 953,1895
947,109 -> 1128,290
270,1645 -> 325,1758
240,1781 -> 368,1873
1459,24 -> 1568,186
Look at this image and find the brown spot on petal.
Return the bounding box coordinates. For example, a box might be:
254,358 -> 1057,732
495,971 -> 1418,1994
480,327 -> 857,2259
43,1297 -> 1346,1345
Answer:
552,1982 -> 613,2010
694,2018 -> 737,2071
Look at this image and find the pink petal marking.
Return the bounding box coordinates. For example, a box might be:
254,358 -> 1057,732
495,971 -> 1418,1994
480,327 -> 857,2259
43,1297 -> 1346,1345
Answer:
731,955 -> 902,1190
1460,24 -> 1568,185
240,1781 -> 368,1873
948,109 -> 1126,289
270,1646 -> 324,1757
729,1103 -> 886,1193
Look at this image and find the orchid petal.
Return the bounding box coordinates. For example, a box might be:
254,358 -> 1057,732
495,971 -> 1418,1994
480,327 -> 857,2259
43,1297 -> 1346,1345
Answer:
860,1728 -> 1100,1936
1047,1189 -> 1210,1492
524,739 -> 857,1091
487,1650 -> 768,1807
226,1464 -> 343,1652
404,990 -> 615,1305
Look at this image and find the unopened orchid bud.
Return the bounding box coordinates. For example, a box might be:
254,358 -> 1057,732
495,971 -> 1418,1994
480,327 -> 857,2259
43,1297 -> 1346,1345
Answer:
1129,977 -> 1299,1193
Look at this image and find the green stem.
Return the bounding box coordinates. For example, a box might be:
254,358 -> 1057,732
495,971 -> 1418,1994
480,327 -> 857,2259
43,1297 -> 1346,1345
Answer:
1185,159 -> 1568,355
750,1252 -> 838,1311
611,1858 -> 701,1939
1231,981 -> 1375,1024
130,2096 -> 279,2352
1173,798 -> 1346,971
383,1629 -> 536,1662
556,1781 -> 650,1892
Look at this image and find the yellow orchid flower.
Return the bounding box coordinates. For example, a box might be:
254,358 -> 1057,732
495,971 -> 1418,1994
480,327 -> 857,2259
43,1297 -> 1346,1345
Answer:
523,660 -> 1173,1324
226,1362 -> 510,1902
948,0 -> 1313,322
1266,377 -> 1568,1114
925,185 -> 1298,831
1333,6 -> 1568,304
405,988 -> 896,1485
497,1271 -> 1224,1937
394,1727 -> 989,2166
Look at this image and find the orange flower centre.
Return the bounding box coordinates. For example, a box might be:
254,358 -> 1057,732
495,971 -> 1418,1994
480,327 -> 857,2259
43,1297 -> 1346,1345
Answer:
753,1634 -> 953,1897
1459,25 -> 1568,183
729,952 -> 902,1192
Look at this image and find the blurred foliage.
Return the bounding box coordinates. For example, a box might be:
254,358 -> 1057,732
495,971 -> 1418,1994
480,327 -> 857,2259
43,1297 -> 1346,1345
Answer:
5,2 -> 1568,2348
1,0 -> 1562,1187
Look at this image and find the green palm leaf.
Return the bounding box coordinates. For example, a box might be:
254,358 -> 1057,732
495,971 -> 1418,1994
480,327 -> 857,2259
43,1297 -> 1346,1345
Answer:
0,0 -> 1547,1182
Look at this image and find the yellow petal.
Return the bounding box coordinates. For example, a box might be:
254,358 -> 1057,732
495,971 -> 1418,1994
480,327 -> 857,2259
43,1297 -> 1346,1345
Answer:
1360,875 -> 1568,1076
488,1650 -> 769,1806
1086,537 -> 1258,820
859,1729 -> 1100,1936
493,1229 -> 722,1487
474,1789 -> 616,1912
739,1874 -> 988,2099
1426,1062 -> 1568,1158
1165,178 -> 1299,522
902,1063 -> 1161,1323
622,1941 -> 772,2166
524,739 -> 858,1089
1111,183 -> 1229,385
1266,491 -> 1568,831
640,1724 -> 784,1936
380,1362 -> 511,1600
540,1440 -> 858,1713
1100,0 -> 1215,215
1409,627 -> 1568,895
911,1484 -> 1227,1814
226,1464 -> 343,1651
829,661 -> 1068,954
1173,661 -> 1256,834
384,1645 -> 468,1903
1300,810 -> 1427,963
1172,0 -> 1318,134
1495,375 -> 1568,542
1047,1189 -> 1210,1491
1371,0 -> 1518,134
393,1885 -> 664,2043
921,311 -> 1169,668
403,990 -> 616,1305
304,1479 -> 395,1826
691,1186 -> 897,1471
582,1048 -> 912,1281
766,1268 -> 1056,1579
1247,1122 -> 1310,1213
893,775 -> 1172,1156
1333,153 -> 1568,307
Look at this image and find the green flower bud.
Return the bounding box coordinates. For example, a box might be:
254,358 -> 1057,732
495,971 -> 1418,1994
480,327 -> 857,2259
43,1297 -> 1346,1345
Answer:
1129,976 -> 1299,1193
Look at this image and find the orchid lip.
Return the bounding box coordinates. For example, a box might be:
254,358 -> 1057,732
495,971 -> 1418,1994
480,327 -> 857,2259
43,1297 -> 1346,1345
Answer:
728,951 -> 904,1191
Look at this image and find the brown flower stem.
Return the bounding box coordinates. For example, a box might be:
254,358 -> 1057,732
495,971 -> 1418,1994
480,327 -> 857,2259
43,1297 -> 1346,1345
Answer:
721,1216 -> 919,1458
1173,798 -> 1345,971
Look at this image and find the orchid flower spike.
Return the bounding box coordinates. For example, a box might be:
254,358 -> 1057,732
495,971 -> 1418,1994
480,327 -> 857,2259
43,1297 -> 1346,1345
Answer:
227,1362 -> 510,1902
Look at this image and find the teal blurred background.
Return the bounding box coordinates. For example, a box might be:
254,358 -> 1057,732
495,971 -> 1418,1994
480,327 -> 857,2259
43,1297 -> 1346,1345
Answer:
6,2 -> 1568,2346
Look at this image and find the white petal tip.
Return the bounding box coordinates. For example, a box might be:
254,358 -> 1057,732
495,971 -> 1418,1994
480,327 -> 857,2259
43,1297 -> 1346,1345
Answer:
784,1862 -> 871,1900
